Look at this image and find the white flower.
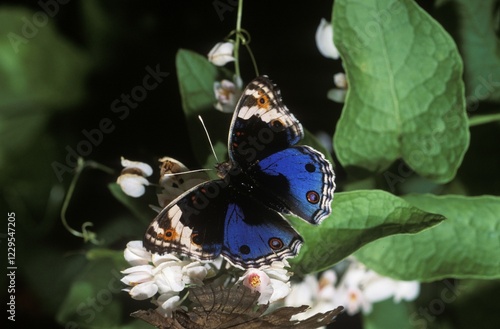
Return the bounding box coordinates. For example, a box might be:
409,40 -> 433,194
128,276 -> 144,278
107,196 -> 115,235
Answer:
117,157 -> 153,197
333,72 -> 347,89
154,260 -> 186,293
392,281 -> 420,302
155,292 -> 185,318
121,265 -> 157,300
336,260 -> 420,315
117,175 -> 150,197
285,270 -> 340,323
120,157 -> 153,176
316,18 -> 339,60
242,268 -> 273,304
327,73 -> 348,103
339,284 -> 373,315
208,42 -> 235,66
240,261 -> 292,304
121,241 -> 211,317
124,240 -> 152,266
213,79 -> 241,113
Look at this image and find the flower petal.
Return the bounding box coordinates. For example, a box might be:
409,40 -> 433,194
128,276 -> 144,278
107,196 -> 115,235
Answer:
120,157 -> 153,177
128,281 -> 158,300
208,42 -> 235,66
315,18 -> 340,60
124,240 -> 151,266
117,174 -> 150,197
155,292 -> 182,317
182,262 -> 208,286
393,281 -> 420,302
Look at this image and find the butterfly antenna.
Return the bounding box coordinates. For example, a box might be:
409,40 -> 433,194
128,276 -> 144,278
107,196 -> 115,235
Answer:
162,168 -> 212,178
198,115 -> 220,163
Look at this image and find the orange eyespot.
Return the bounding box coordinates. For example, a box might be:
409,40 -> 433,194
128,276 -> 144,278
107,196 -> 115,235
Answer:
256,91 -> 270,109
158,228 -> 178,241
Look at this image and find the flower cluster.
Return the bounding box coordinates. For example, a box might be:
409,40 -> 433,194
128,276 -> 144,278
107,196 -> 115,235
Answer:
285,259 -> 420,321
121,241 -> 295,317
121,241 -> 214,317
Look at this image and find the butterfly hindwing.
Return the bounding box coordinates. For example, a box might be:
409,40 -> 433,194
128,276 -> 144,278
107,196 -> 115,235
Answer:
249,145 -> 335,224
144,180 -> 227,260
222,194 -> 303,268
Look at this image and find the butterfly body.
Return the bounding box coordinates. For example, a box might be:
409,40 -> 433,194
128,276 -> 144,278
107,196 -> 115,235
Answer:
144,76 -> 335,268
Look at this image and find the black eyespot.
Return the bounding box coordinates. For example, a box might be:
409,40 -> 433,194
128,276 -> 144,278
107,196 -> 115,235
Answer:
305,163 -> 316,172
192,233 -> 202,245
259,97 -> 266,104
306,191 -> 320,204
271,120 -> 283,128
239,245 -> 251,255
269,238 -> 284,250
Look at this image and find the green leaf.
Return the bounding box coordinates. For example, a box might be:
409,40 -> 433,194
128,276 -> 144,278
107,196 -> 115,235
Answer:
355,194 -> 500,281
436,0 -> 500,103
289,190 -> 444,275
175,49 -> 232,165
332,0 -> 469,183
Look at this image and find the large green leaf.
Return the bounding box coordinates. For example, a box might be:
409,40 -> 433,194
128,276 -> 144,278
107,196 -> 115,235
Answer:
436,0 -> 500,103
355,194 -> 500,281
332,0 -> 469,183
289,190 -> 444,275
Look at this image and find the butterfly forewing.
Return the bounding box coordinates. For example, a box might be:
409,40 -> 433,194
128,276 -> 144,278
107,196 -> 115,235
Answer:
228,76 -> 304,169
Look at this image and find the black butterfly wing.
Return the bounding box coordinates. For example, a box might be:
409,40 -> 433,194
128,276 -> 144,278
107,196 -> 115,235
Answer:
144,180 -> 227,260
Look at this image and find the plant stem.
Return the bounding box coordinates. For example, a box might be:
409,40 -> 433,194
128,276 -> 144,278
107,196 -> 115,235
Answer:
233,0 -> 244,79
468,113 -> 500,127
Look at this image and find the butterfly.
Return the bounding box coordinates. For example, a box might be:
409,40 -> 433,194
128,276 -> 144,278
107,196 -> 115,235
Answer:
144,76 -> 335,268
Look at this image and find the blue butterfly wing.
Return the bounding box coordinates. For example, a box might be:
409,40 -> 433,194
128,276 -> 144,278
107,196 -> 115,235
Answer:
249,145 -> 336,224
144,179 -> 303,268
222,194 -> 303,268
